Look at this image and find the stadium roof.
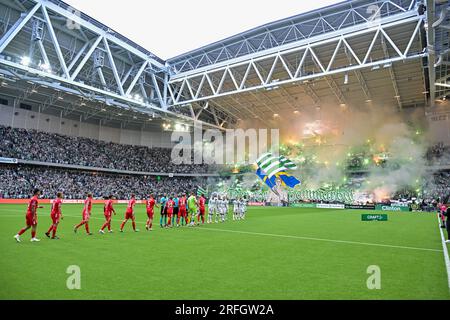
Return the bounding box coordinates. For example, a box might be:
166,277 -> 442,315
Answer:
0,0 -> 448,130
0,0 -> 176,130
168,0 -> 397,72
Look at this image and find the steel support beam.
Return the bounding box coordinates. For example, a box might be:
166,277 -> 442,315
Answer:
125,61 -> 148,96
426,0 -> 436,103
103,37 -> 125,96
168,0 -> 417,74
168,15 -> 425,106
70,36 -> 103,81
381,38 -> 403,109
41,5 -> 69,78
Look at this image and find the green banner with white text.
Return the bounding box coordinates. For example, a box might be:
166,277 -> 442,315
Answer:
375,205 -> 410,212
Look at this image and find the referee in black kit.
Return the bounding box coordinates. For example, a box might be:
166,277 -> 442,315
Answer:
173,194 -> 179,227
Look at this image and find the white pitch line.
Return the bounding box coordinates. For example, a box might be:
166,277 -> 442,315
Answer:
436,213 -> 450,291
195,227 -> 442,253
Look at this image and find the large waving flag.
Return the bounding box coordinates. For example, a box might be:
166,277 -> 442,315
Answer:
279,155 -> 298,170
256,168 -> 277,189
197,186 -> 207,197
257,153 -> 288,178
277,171 -> 301,188
255,153 -> 301,190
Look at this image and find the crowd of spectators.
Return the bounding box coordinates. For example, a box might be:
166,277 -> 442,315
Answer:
1,163 -> 448,204
1,125 -> 449,202
0,126 -> 212,174
0,165 -> 209,200
426,143 -> 450,166
422,171 -> 450,203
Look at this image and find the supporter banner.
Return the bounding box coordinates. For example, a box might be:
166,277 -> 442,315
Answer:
226,189 -> 355,204
248,202 -> 266,207
316,203 -> 345,210
290,203 -> 317,208
289,189 -> 354,203
390,202 -> 410,208
345,204 -> 376,210
362,214 -> 388,221
375,204 -> 410,212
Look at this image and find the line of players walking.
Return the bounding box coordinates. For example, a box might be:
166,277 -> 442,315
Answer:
13,188 -> 247,242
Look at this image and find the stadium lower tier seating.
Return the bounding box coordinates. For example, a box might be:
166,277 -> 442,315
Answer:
0,165 -> 212,199
1,164 -> 448,204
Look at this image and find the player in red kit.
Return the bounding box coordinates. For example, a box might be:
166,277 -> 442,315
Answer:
14,189 -> 43,243
100,195 -> 116,234
45,192 -> 64,239
120,194 -> 138,232
197,194 -> 206,224
165,197 -> 175,228
74,193 -> 93,235
177,193 -> 187,227
145,194 -> 158,231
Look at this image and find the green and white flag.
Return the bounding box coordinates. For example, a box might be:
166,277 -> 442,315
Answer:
279,155 -> 297,170
197,186 -> 207,197
256,153 -> 288,178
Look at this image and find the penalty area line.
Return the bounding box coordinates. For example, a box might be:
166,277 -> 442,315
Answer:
196,227 -> 442,253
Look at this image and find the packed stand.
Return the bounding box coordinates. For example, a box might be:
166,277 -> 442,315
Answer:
426,143 -> 450,166
422,170 -> 450,203
0,126 -> 213,174
0,165 -> 208,199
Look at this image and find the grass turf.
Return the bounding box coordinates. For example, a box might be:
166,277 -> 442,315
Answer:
0,204 -> 449,300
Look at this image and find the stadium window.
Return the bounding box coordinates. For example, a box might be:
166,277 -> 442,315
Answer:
0,98 -> 8,105
19,103 -> 32,111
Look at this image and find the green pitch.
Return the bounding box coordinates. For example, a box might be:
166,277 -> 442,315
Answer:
0,204 -> 449,300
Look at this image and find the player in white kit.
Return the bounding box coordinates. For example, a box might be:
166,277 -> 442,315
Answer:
218,196 -> 226,223
240,197 -> 247,220
207,194 -> 217,224
215,194 -> 222,223
224,196 -> 229,221
233,198 -> 240,221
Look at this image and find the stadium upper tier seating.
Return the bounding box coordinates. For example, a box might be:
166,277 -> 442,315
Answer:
0,126 -> 212,174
